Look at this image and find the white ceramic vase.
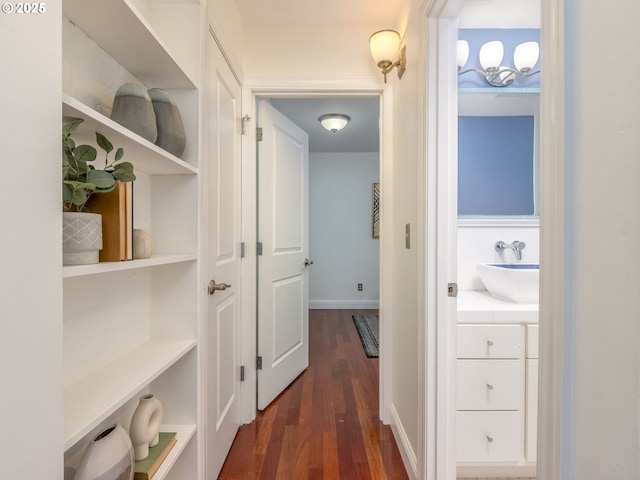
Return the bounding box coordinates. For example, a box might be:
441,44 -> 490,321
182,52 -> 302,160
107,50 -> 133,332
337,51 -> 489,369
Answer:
62,212 -> 103,266
75,424 -> 134,480
129,394 -> 163,461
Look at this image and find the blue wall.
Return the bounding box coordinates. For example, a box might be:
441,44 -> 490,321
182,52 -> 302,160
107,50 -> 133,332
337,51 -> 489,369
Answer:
458,116 -> 535,216
458,29 -> 540,89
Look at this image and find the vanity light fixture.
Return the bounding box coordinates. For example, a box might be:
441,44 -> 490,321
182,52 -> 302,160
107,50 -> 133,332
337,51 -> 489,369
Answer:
457,39 -> 540,87
319,113 -> 350,133
369,29 -> 407,83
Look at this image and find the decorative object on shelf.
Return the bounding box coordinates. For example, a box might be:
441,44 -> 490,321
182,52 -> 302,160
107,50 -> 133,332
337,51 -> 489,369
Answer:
62,117 -> 136,265
63,212 -> 103,265
148,88 -> 186,158
74,424 -> 135,480
457,39 -> 540,87
130,394 -> 163,461
133,229 -> 154,259
133,432 -> 177,480
369,29 -> 407,83
111,83 -> 158,143
318,113 -> 350,133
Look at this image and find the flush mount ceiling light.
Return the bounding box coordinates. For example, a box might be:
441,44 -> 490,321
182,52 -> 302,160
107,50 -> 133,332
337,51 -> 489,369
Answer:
319,113 -> 350,133
369,29 -> 407,83
457,39 -> 540,87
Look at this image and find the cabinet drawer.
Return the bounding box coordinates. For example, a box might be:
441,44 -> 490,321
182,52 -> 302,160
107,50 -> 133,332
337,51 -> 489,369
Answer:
458,325 -> 522,359
457,359 -> 523,410
457,410 -> 523,462
526,324 -> 539,359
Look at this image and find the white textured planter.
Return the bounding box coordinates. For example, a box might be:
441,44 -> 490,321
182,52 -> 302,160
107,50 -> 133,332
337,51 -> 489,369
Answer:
62,212 -> 102,266
129,394 -> 163,461
75,424 -> 134,480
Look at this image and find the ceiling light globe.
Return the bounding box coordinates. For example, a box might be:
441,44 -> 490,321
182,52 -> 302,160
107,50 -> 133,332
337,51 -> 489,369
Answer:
457,40 -> 470,70
319,114 -> 350,133
514,41 -> 540,73
369,29 -> 401,67
479,40 -> 504,72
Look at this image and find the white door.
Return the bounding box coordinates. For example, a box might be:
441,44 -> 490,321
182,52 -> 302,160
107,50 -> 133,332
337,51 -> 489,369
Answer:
205,31 -> 242,478
257,100 -> 310,410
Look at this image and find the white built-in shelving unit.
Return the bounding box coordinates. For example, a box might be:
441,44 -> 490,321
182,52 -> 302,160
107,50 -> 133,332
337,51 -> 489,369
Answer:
61,0 -> 204,478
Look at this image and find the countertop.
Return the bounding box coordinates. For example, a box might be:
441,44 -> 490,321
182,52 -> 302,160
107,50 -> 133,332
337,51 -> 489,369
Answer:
458,290 -> 539,324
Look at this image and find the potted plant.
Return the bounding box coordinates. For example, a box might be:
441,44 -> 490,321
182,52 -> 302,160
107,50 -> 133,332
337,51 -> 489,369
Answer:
62,116 -> 136,265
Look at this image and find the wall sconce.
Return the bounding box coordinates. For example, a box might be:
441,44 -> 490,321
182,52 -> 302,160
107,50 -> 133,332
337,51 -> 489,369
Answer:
457,39 -> 540,87
319,114 -> 350,133
369,29 -> 407,83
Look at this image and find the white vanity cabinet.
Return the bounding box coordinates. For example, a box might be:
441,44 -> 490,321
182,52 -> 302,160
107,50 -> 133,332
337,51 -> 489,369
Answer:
456,292 -> 538,477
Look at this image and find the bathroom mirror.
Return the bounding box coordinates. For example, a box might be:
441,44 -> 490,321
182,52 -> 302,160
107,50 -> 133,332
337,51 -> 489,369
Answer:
458,91 -> 539,219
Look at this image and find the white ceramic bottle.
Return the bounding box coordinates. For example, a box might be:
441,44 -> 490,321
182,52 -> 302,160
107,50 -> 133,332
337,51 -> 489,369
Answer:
129,394 -> 163,461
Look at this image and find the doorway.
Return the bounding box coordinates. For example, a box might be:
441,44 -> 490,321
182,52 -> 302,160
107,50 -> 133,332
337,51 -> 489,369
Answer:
245,92 -> 387,421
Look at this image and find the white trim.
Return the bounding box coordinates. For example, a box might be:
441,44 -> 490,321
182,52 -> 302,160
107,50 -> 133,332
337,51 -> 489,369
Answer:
390,403 -> 418,480
309,300 -> 379,310
538,0 -> 565,478
457,217 -> 540,227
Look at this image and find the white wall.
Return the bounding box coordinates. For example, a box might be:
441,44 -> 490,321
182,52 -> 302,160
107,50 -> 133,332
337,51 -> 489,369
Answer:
457,222 -> 539,290
309,152 -> 380,309
0,5 -> 63,478
558,0 -> 640,477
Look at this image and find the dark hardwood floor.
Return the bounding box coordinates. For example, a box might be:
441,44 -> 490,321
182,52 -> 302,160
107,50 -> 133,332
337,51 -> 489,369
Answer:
218,309 -> 409,480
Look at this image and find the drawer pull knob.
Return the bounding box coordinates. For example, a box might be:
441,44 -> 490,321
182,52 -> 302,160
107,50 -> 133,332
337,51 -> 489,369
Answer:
486,384 -> 494,390
486,435 -> 494,443
487,340 -> 494,346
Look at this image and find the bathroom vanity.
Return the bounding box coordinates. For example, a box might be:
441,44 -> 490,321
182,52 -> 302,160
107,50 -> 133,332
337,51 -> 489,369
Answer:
456,291 -> 538,478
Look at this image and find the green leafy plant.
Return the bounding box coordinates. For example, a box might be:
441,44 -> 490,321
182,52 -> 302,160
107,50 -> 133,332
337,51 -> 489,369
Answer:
63,116 -> 136,211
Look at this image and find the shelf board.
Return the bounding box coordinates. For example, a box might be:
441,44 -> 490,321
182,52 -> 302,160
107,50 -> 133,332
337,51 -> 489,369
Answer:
64,339 -> 197,450
63,94 -> 197,176
152,424 -> 197,480
63,0 -> 196,88
63,253 -> 197,278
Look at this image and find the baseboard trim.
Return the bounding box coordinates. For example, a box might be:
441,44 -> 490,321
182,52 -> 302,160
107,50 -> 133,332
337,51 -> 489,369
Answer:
389,403 -> 418,480
309,300 -> 379,309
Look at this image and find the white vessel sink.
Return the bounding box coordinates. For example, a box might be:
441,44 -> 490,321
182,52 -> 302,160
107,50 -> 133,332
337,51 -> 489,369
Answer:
477,263 -> 539,303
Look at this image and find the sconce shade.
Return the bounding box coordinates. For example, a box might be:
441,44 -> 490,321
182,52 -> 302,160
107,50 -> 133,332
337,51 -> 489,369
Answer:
319,114 -> 350,133
513,41 -> 539,73
457,40 -> 470,70
479,41 -> 504,71
369,29 -> 401,66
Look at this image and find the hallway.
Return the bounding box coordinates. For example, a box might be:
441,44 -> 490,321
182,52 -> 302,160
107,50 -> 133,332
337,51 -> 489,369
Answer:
218,309 -> 408,479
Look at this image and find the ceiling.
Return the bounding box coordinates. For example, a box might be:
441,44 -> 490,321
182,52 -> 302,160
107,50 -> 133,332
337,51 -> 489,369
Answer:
270,98 -> 380,153
241,0 -> 540,154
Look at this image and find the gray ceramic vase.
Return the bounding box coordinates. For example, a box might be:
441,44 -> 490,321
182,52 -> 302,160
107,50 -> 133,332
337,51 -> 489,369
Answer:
148,88 -> 186,158
111,83 -> 158,143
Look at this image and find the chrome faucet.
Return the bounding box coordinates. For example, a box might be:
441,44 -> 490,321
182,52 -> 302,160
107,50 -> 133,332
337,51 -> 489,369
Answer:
495,240 -> 526,260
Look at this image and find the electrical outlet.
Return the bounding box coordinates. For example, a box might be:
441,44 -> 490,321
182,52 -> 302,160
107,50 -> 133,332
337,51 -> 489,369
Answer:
357,283 -> 363,291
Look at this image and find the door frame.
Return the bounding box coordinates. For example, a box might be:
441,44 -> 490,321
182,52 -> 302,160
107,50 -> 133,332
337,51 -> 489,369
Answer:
423,0 -> 565,478
240,82 -> 391,423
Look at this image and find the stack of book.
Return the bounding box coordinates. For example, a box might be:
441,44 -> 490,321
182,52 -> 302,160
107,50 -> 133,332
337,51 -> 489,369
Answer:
134,432 -> 177,480
85,181 -> 134,262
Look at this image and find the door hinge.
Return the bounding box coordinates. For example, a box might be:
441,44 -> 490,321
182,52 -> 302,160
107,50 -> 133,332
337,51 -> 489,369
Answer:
448,282 -> 458,298
240,242 -> 245,258
256,127 -> 263,142
257,241 -> 263,255
240,365 -> 245,382
256,356 -> 263,370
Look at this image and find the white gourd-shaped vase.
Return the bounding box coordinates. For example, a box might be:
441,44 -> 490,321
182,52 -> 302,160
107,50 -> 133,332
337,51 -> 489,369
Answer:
129,394 -> 163,461
75,424 -> 134,480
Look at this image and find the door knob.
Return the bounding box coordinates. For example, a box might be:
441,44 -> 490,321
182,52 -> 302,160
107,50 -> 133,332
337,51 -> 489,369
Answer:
208,280 -> 231,295
304,258 -> 314,267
